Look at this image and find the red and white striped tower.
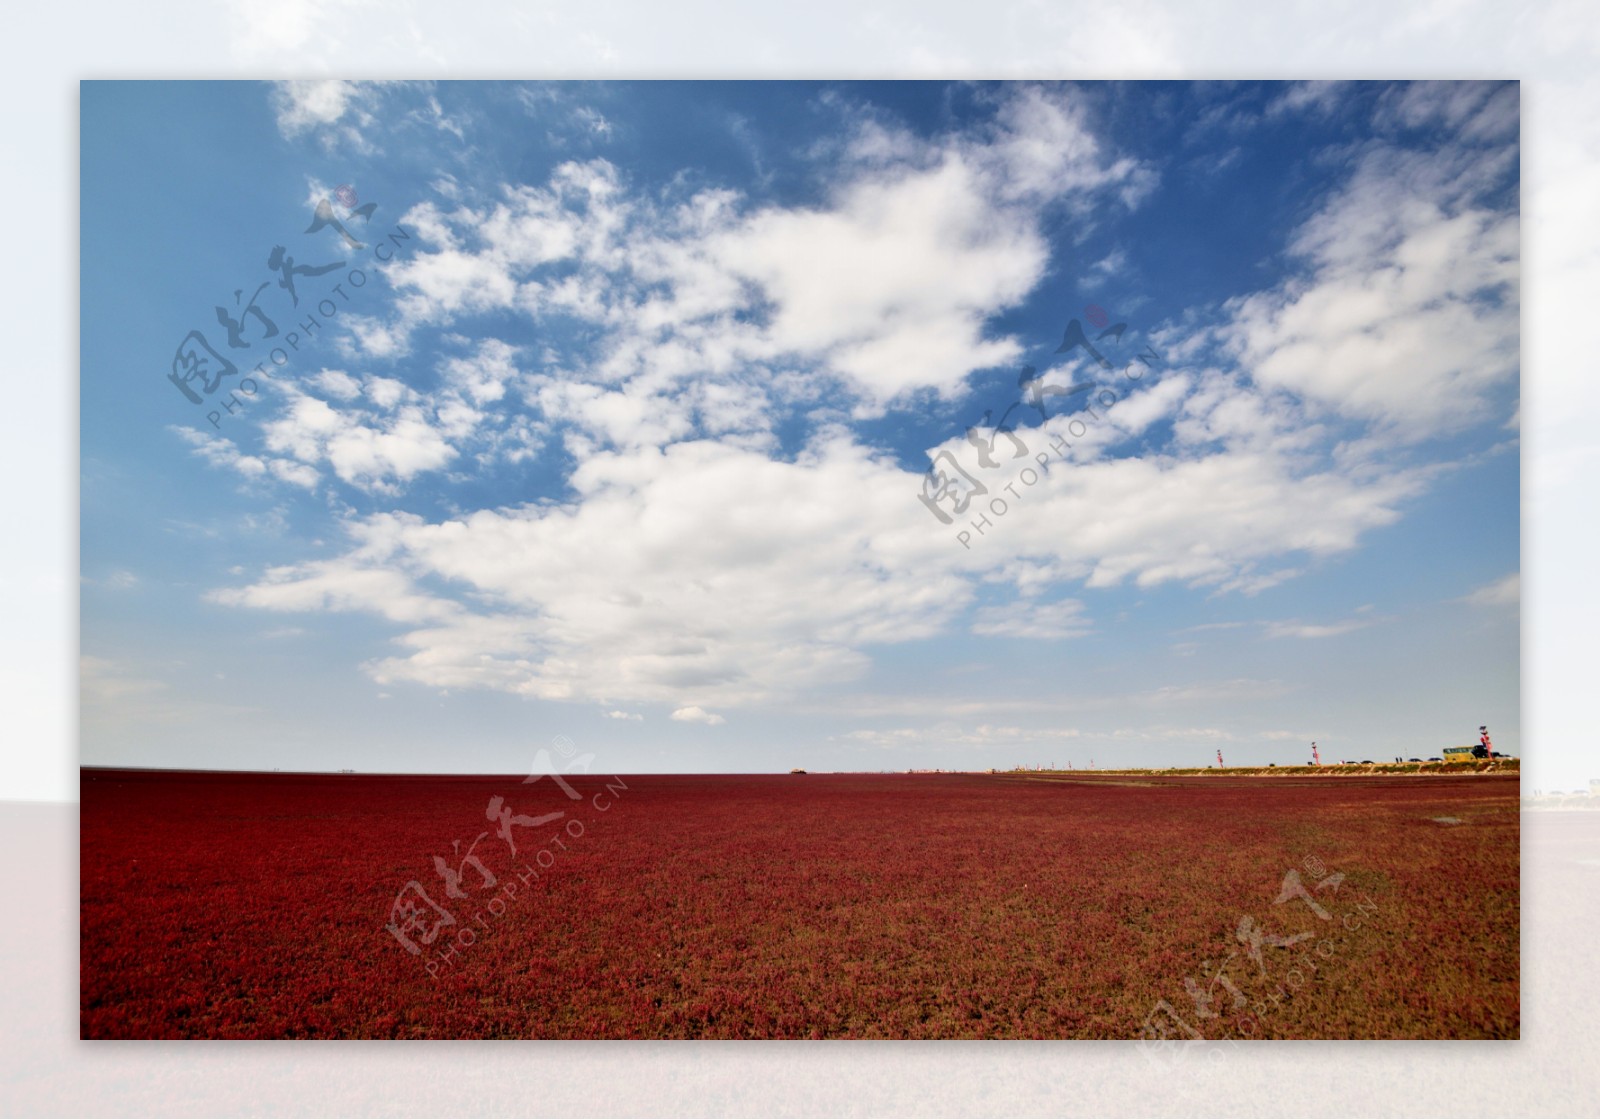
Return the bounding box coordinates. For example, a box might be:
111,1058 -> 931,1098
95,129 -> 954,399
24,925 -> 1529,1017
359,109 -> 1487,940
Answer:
1311,741 -> 1320,766
1217,748 -> 1225,769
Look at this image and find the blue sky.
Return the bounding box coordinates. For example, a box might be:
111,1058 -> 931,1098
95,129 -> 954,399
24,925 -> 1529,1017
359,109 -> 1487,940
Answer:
80,80 -> 1520,774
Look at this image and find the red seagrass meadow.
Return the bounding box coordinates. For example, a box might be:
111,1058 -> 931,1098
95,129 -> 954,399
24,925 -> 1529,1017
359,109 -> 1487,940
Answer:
80,769 -> 1518,1039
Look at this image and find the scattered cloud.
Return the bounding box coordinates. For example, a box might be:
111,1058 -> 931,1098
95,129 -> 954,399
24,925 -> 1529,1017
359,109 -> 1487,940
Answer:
84,570 -> 139,590
842,724 -> 1082,750
270,79 -> 383,152
210,417 -> 1421,711
670,705 -> 725,725
1266,81 -> 1351,119
1376,81 -> 1518,142
191,82 -> 1510,731
1463,572 -> 1519,608
972,598 -> 1093,640
1222,106 -> 1518,437
170,427 -> 320,490
1080,246 -> 1128,290
1262,617 -> 1375,640
364,84 -> 1157,416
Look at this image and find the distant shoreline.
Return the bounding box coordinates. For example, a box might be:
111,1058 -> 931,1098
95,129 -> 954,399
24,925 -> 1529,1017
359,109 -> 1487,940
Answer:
78,762 -> 1520,780
1001,760 -> 1520,778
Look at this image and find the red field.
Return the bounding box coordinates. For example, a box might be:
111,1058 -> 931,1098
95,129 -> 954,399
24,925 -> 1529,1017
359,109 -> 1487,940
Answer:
79,769 -> 1519,1039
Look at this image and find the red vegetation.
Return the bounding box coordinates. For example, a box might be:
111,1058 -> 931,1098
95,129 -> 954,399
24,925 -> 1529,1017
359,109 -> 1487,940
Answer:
80,769 -> 1518,1039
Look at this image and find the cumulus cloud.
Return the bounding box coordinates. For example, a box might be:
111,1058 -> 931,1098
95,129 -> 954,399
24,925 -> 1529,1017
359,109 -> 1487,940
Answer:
208,559 -> 459,628
231,436 -> 962,708
179,356 -> 542,495
210,417 -> 1421,710
261,391 -> 460,492
170,426 -> 320,490
196,81 -> 1507,721
366,84 -> 1155,416
1222,101 -> 1519,437
670,706 -> 725,725
440,338 -> 523,405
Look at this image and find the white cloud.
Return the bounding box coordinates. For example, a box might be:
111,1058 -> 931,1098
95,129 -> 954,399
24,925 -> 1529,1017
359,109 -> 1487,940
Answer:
208,560 -> 458,628
313,369 -> 363,400
517,87 -> 619,148
441,338 -> 523,405
1266,81 -> 1350,119
843,723 -> 1082,749
1263,617 -> 1374,640
572,106 -> 613,139
211,418 -> 1422,711
262,392 -> 458,492
170,426 -> 320,490
706,158 -> 1044,403
986,432 -> 1425,592
603,709 -> 643,721
688,88 -> 1153,407
1463,572 -> 1519,607
1080,247 -> 1127,289
206,515 -> 460,626
816,678 -> 1291,722
410,94 -> 468,143
365,85 -> 1155,414
239,368 -> 521,494
532,380 -> 693,450
270,79 -> 381,152
670,705 -> 725,725
972,598 -> 1093,640
198,83 -> 1481,721
1377,81 -> 1518,142
1223,137 -> 1518,437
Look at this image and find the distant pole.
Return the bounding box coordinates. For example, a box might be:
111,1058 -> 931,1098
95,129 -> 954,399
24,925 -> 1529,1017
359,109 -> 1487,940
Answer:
1311,741 -> 1320,766
1217,748 -> 1225,769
